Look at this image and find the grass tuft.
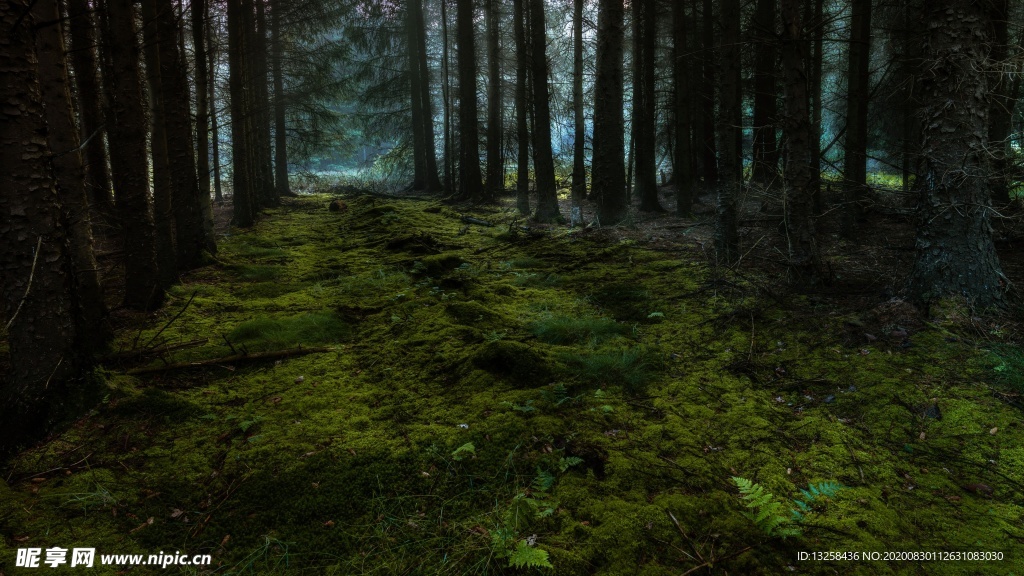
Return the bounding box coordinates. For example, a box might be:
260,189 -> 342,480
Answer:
228,312 -> 350,350
529,316 -> 630,345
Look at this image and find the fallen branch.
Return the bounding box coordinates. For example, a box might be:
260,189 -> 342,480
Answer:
101,339 -> 209,364
125,346 -> 333,375
461,216 -> 493,227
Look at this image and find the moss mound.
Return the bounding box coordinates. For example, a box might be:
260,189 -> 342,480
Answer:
472,340 -> 553,387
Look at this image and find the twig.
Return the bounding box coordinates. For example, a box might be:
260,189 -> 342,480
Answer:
142,291 -> 196,349
680,546 -> 753,576
101,339 -> 209,364
125,346 -> 333,375
4,236 -> 42,332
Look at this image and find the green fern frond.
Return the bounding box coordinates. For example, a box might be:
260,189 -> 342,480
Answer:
732,477 -> 801,538
508,541 -> 553,569
533,468 -> 556,492
559,456 -> 584,472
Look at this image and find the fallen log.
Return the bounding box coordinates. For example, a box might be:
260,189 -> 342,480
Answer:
125,346 -> 334,375
461,216 -> 493,227
102,339 -> 209,364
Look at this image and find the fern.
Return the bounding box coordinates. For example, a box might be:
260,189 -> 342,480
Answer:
731,477 -> 801,538
508,541 -> 553,569
559,456 -> 584,472
532,468 -> 556,492
451,442 -> 476,461
792,481 -> 844,521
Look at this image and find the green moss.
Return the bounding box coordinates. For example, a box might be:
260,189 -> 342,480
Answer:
228,312 -> 351,350
472,340 -> 554,387
530,315 -> 631,345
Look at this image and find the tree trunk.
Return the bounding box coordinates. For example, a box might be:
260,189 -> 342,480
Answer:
209,0 -> 225,203
673,0 -> 694,215
528,0 -> 560,222
408,0 -> 429,191
141,0 -> 179,288
0,0 -> 84,452
716,0 -> 742,263
228,0 -> 255,226
841,0 -> 871,234
780,0 -> 820,284
442,0 -> 454,193
101,0 -> 165,310
908,0 -> 1005,308
66,0 -> 114,216
155,0 -> 213,265
699,0 -> 718,185
633,0 -> 662,212
456,0 -> 484,200
192,0 -> 218,237
987,0 -> 1011,205
807,0 -> 823,212
592,0 -> 627,224
252,0 -> 277,207
571,0 -> 586,212
750,0 -> 778,187
513,0 -> 531,214
484,0 -> 504,196
31,0 -> 110,348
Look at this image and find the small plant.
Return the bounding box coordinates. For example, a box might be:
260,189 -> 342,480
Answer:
451,442 -> 476,461
731,477 -> 844,538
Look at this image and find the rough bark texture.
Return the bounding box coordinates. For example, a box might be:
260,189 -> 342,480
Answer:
252,0 -> 277,207
592,0 -> 626,224
407,0 -> 429,191
699,0 -> 718,185
484,0 -> 503,197
841,0 -> 871,234
513,0 -> 531,215
102,0 -> 165,310
633,0 -> 661,212
192,0 -> 218,236
908,0 -> 1005,308
528,0 -> 560,222
715,0 -> 741,264
32,0 -> 110,345
228,0 -> 255,226
807,0 -> 823,212
0,0 -> 84,453
455,0 -> 484,201
750,0 -> 778,187
780,0 -> 820,285
66,0 -> 114,215
673,0 -> 694,215
571,0 -> 586,210
141,0 -> 179,288
270,0 -> 293,197
209,0 -> 225,203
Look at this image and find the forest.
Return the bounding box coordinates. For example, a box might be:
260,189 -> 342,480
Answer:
2,0 -> 1024,573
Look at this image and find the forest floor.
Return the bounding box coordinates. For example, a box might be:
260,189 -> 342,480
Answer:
2,187 -> 1024,575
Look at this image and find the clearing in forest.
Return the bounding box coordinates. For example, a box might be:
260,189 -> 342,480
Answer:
2,195 -> 1022,575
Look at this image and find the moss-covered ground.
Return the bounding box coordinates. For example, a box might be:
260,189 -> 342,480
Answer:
2,195 -> 1023,575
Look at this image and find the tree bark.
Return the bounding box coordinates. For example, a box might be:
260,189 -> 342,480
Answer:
571,0 -> 586,212
456,0 -> 484,200
31,0 -> 110,346
780,0 -> 820,284
66,0 -> 114,216
192,0 -> 219,236
633,0 -> 662,212
807,0 -> 823,212
228,0 -> 255,226
673,0 -> 694,215
716,0 -> 742,263
484,0 -> 504,196
528,0 -> 560,222
987,0 -> 1011,205
699,0 -> 717,185
0,0 -> 84,452
908,0 -> 1005,308
513,0 -> 531,214
408,0 -> 429,191
141,0 -> 179,288
841,0 -> 871,234
750,0 -> 778,187
209,0 -> 225,203
592,0 -> 627,224
101,0 -> 165,310
252,0 -> 277,207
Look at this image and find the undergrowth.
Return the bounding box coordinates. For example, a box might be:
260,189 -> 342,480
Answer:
2,195 -> 1023,576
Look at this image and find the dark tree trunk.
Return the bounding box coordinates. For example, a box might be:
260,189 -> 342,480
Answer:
101,0 -> 165,310
633,0 -> 662,212
155,0 -> 213,265
571,0 -> 586,213
807,0 -> 823,212
441,0 -> 454,193
32,0 -> 110,348
66,0 -> 114,216
988,0 -> 1011,205
750,0 -> 778,187
209,0 -> 224,203
484,0 -> 504,196
716,0 -> 742,263
528,0 -> 560,222
140,0 -> 178,287
513,0 -> 531,214
908,0 -> 1005,308
270,0 -> 292,196
592,0 -> 627,224
0,0 -> 84,452
252,0 -> 277,207
407,0 -> 429,191
673,0 -> 694,215
228,0 -> 255,226
781,0 -> 820,284
456,0 -> 484,200
699,0 -> 718,185
841,0 -> 871,234
192,0 -> 218,237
